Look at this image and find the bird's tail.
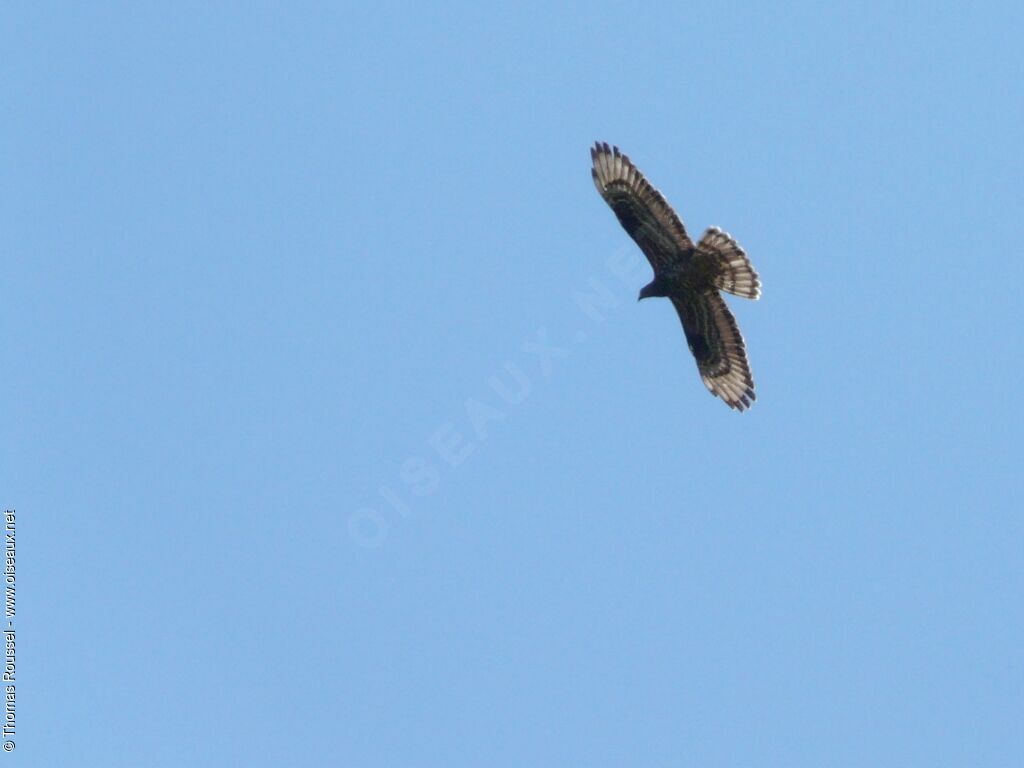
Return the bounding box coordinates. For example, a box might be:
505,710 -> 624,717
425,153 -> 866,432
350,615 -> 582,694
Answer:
696,227 -> 761,300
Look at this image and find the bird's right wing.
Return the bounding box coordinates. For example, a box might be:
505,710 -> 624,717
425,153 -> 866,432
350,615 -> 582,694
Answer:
672,291 -> 756,411
591,142 -> 694,270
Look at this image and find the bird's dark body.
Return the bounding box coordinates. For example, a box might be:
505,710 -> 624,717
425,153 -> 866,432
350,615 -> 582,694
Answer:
591,142 -> 762,411
640,262 -> 720,296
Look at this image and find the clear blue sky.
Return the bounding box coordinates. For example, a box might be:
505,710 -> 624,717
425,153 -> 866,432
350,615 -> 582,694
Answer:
4,3 -> 1023,766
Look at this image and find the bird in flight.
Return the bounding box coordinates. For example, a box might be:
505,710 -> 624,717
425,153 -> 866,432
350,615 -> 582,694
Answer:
591,142 -> 761,411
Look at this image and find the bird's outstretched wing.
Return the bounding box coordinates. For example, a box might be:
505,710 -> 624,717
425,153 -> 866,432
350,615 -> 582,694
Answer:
671,290 -> 756,411
591,142 -> 693,269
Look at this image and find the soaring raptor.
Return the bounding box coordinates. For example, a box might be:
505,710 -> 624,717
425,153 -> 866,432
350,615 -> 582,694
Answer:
591,142 -> 761,411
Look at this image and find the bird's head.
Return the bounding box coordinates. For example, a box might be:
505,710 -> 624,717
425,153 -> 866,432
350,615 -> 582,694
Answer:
638,277 -> 669,301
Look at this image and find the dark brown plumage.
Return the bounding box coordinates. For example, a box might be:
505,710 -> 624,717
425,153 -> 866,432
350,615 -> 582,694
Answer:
591,142 -> 761,411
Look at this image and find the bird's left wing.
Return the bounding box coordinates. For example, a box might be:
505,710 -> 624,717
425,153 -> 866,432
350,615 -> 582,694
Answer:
672,291 -> 756,411
591,142 -> 694,270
